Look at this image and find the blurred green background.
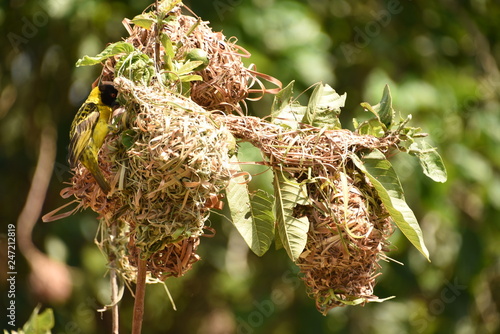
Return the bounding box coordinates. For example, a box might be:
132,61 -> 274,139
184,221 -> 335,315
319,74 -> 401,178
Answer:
1,0 -> 500,333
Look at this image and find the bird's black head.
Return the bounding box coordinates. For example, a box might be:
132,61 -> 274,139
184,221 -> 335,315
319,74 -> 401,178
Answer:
99,84 -> 119,107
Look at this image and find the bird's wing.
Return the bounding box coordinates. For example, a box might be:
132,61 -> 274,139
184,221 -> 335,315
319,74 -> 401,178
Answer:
69,103 -> 100,168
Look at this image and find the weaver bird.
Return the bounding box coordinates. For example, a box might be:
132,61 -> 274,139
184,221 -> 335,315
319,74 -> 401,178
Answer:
69,84 -> 118,194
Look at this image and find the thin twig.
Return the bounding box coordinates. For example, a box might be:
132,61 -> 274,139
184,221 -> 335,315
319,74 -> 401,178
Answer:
131,253 -> 147,334
110,223 -> 120,334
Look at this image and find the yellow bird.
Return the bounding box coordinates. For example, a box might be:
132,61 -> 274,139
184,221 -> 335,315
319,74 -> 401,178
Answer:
69,84 -> 118,194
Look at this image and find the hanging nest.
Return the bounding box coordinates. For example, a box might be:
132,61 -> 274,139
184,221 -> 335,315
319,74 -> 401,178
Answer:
100,4 -> 267,114
296,170 -> 394,314
107,77 -> 232,279
222,115 -> 399,314
59,2 -> 259,282
62,76 -> 233,281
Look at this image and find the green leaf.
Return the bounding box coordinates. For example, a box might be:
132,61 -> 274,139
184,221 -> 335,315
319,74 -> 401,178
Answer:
409,141 -> 448,183
160,34 -> 175,72
76,42 -> 135,67
121,130 -> 137,149
115,52 -> 154,84
302,83 -> 345,129
273,104 -> 307,130
356,118 -> 386,137
360,84 -> 395,129
226,161 -> 275,257
158,0 -> 183,13
184,49 -> 209,71
131,13 -> 156,30
177,60 -> 205,75
270,81 -> 307,129
351,150 -> 430,261
271,81 -> 295,118
273,170 -> 310,261
179,74 -> 203,83
274,225 -> 284,250
160,33 -> 175,58
360,102 -> 378,120
22,305 -> 54,334
376,84 -> 395,127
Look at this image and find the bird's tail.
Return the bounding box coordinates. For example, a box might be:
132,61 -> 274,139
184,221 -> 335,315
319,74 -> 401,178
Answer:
81,151 -> 111,194
91,168 -> 111,194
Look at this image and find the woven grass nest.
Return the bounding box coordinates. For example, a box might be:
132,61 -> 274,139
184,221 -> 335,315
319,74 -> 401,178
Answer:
67,76 -> 233,280
47,0 -> 444,316
64,2 -> 259,281
223,116 -> 397,313
99,4 -> 270,114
